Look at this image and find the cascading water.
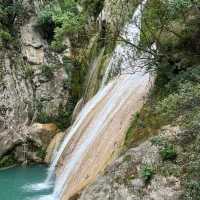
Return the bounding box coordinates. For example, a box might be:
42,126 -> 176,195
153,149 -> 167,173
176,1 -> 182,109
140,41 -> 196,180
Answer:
39,1 -> 153,199
101,0 -> 148,87
44,80 -> 115,184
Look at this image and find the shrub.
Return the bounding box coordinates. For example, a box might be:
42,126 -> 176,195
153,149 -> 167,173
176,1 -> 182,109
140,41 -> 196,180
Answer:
36,4 -> 56,41
140,165 -> 154,183
151,136 -> 165,146
0,30 -> 12,44
36,147 -> 46,159
0,155 -> 16,168
184,181 -> 200,200
156,82 -> 200,123
41,64 -> 54,79
0,1 -> 24,26
160,144 -> 177,161
81,0 -> 105,18
37,0 -> 86,50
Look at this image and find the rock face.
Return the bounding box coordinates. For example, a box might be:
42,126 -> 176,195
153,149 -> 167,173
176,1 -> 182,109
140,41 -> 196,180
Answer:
77,126 -> 183,200
21,17 -> 45,65
0,0 -> 68,164
45,132 -> 64,163
99,0 -> 140,32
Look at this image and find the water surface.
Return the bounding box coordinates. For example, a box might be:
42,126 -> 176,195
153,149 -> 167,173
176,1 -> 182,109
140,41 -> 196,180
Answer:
0,165 -> 53,200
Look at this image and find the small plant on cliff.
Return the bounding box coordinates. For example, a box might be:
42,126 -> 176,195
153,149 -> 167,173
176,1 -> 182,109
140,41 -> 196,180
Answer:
184,181 -> 200,200
140,165 -> 154,183
41,64 -> 54,79
160,144 -> 177,161
0,30 -> 12,46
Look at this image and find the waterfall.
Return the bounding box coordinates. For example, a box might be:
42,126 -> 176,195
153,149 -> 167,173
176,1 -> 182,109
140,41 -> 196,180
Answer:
101,0 -> 147,87
40,1 -> 152,199
45,80 -> 116,184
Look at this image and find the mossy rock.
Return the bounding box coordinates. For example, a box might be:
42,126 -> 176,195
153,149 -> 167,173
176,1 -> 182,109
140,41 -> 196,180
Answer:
0,155 -> 16,168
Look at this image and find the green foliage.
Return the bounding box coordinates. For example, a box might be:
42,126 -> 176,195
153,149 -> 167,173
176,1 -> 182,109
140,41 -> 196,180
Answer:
156,82 -> 200,123
184,181 -> 200,200
36,4 -> 56,41
41,64 -> 54,79
167,0 -> 194,16
140,165 -> 154,183
0,155 -> 16,168
0,30 -> 12,44
24,64 -> 34,79
160,144 -> 177,161
35,99 -> 71,131
37,0 -> 86,51
125,103 -> 163,148
81,0 -> 105,18
36,147 -> 46,159
151,136 -> 165,146
63,57 -> 87,105
0,1 -> 24,27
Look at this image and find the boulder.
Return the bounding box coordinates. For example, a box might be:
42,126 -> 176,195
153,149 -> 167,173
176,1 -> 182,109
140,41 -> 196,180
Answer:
27,123 -> 59,149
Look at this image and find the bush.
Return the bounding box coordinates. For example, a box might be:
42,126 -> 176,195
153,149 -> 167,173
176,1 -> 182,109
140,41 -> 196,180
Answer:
184,181 -> 200,200
36,4 -> 56,41
156,82 -> 200,123
140,165 -> 154,183
81,0 -> 105,18
37,0 -> 86,50
36,147 -> 46,159
0,1 -> 24,26
160,145 -> 177,161
41,64 -> 54,79
0,155 -> 16,168
0,30 -> 12,44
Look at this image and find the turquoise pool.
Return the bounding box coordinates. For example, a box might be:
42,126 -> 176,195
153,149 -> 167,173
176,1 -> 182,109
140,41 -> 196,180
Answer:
0,165 -> 53,200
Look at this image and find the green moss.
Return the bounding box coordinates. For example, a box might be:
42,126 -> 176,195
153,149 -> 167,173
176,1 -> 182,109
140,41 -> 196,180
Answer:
0,155 -> 16,168
160,145 -> 177,161
0,30 -> 12,43
184,181 -> 200,200
140,165 -> 154,184
41,64 -> 54,79
36,147 -> 46,160
123,155 -> 132,162
37,0 -> 86,51
125,103 -> 164,148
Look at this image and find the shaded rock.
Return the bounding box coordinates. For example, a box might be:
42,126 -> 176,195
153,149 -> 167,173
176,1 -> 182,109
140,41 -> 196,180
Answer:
45,132 -> 64,163
0,129 -> 23,158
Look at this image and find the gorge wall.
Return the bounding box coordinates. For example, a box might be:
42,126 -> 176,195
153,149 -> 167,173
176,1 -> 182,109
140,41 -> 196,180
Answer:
0,0 -> 69,166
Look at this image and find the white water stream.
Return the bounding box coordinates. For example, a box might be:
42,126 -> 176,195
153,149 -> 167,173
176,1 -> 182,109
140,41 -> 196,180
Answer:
35,1 -> 151,199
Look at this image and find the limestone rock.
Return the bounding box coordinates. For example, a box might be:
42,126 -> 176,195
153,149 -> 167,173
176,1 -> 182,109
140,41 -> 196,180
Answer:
22,46 -> 45,65
45,132 -> 64,164
20,17 -> 45,64
0,129 -> 23,158
78,126 -> 183,200
0,0 -> 69,166
27,123 -> 59,149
